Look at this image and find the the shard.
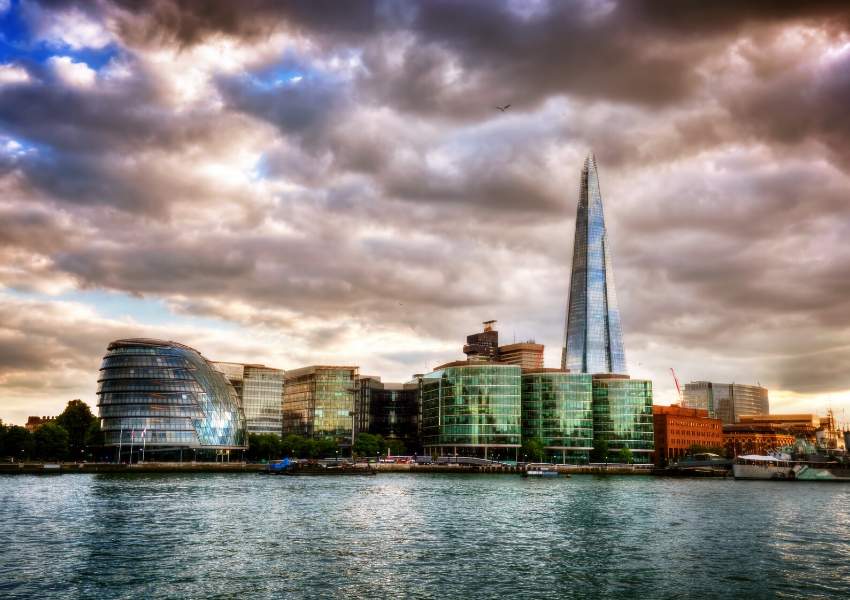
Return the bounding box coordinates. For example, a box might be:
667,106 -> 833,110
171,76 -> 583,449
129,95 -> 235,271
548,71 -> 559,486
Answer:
561,153 -> 627,374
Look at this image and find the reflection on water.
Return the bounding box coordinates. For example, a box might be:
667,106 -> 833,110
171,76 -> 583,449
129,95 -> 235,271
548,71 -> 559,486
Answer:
2,474 -> 850,599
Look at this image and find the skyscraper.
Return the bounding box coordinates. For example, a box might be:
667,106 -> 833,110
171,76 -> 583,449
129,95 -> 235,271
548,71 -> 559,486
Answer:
562,153 -> 627,374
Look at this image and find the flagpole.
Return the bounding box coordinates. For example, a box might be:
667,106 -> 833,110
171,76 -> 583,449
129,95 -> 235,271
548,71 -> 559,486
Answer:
117,427 -> 123,464
129,429 -> 135,465
142,428 -> 147,463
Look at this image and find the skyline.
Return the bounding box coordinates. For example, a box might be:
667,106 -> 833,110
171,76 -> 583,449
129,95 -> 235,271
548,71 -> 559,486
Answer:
2,1 -> 850,424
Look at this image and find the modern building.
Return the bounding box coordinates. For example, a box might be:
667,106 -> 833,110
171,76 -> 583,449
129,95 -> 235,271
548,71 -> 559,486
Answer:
282,366 -> 358,443
463,320 -> 500,362
96,339 -> 247,459
521,369 -> 593,464
652,405 -> 723,466
591,374 -> 654,463
562,153 -> 627,375
498,343 -> 544,371
421,361 -> 521,461
213,362 -> 284,437
682,382 -> 769,424
356,376 -> 419,451
462,321 -> 544,370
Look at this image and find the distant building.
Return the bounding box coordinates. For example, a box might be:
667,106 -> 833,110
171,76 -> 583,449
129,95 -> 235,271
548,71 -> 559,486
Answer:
652,405 -> 723,466
682,382 -> 769,424
421,361 -> 521,461
463,320 -> 500,362
96,339 -> 247,459
25,415 -> 55,432
356,376 -> 419,451
723,423 -> 796,457
282,366 -> 358,442
213,362 -> 284,437
592,374 -> 654,463
498,343 -> 544,371
522,370 -> 593,464
738,414 -> 818,440
562,153 -> 628,374
462,321 -> 544,371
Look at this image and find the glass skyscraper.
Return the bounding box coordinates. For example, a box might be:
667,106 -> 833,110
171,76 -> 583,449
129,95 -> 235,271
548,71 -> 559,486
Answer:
562,153 -> 627,374
213,362 -> 285,436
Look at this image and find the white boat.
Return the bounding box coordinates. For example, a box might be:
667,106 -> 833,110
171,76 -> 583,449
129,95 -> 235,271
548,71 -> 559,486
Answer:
522,464 -> 562,478
732,455 -> 796,480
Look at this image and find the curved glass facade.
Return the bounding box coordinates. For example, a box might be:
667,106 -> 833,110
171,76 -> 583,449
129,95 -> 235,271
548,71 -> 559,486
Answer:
421,364 -> 521,461
97,339 -> 247,450
562,153 -> 627,374
521,371 -> 593,464
591,376 -> 654,463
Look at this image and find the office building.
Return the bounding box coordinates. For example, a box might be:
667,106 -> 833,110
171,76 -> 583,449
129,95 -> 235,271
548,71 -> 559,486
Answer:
96,339 -> 247,457
462,321 -> 544,371
562,153 -> 627,374
591,374 -> 654,463
723,423 -> 796,457
25,415 -> 55,432
498,343 -> 544,370
421,361 -> 521,461
213,362 -> 284,437
652,405 -> 723,466
282,366 -> 358,442
521,369 -> 593,463
682,382 -> 769,424
356,376 -> 419,451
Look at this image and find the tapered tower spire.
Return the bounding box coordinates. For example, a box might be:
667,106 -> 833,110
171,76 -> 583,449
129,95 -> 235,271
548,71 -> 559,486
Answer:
561,152 -> 627,374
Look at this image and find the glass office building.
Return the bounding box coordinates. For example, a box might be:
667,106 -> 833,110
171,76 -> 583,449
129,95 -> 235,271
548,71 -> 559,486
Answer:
421,362 -> 521,461
356,377 -> 419,451
282,366 -> 358,441
213,362 -> 284,436
683,381 -> 769,425
562,153 -> 627,374
97,339 -> 247,457
521,370 -> 593,464
591,375 -> 654,463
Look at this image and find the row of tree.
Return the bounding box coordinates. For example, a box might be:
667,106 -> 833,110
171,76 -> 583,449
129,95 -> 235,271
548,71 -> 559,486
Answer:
0,400 -> 103,461
246,432 -> 408,462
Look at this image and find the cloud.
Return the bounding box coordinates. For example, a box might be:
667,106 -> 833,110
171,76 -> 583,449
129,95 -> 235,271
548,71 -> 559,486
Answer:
47,55 -> 97,87
2,0 -> 850,422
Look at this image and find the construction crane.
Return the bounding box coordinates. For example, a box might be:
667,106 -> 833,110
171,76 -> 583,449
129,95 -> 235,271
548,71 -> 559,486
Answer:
670,368 -> 683,404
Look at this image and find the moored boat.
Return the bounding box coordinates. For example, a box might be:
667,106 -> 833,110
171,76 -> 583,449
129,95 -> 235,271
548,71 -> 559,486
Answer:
732,455 -> 796,480
522,464 -> 564,478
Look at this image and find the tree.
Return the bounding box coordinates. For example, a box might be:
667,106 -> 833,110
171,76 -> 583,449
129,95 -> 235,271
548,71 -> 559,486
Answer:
522,436 -> 546,463
280,434 -> 306,458
384,438 -> 406,457
55,400 -> 98,459
591,439 -> 609,463
1,425 -> 34,461
33,422 -> 70,460
353,433 -> 381,458
617,447 -> 633,464
246,433 -> 283,462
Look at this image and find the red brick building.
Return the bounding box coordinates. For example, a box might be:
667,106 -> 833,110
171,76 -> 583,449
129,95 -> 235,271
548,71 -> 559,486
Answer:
653,405 -> 723,466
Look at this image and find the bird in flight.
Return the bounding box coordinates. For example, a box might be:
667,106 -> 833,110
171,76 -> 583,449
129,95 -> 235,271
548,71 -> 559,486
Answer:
496,104 -> 511,112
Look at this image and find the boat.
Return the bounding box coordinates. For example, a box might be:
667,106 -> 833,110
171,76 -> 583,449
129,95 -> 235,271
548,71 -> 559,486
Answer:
792,463 -> 850,482
662,453 -> 732,477
261,459 -> 375,476
733,455 -> 796,480
522,464 -> 564,478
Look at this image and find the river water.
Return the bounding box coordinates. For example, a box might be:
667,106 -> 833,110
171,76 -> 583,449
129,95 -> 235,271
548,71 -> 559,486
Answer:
1,473 -> 849,599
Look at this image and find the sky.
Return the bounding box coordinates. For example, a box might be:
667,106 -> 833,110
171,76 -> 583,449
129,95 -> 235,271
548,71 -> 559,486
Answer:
1,0 -> 850,425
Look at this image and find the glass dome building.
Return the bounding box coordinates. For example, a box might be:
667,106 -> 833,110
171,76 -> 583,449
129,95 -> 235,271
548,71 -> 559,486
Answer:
97,339 -> 247,458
